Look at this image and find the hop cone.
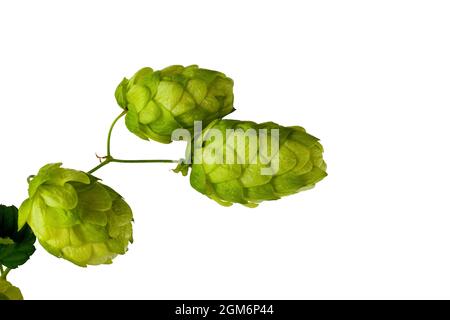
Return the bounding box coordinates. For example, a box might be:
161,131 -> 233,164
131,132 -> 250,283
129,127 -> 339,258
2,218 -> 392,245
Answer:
18,163 -> 133,267
0,279 -> 23,300
115,65 -> 235,143
179,119 -> 327,207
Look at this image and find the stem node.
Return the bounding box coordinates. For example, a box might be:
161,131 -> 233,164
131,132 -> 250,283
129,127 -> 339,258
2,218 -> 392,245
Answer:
86,111 -> 178,174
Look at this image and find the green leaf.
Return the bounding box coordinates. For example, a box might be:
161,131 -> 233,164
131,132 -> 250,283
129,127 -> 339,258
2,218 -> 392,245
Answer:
173,161 -> 190,176
0,205 -> 36,269
0,237 -> 14,245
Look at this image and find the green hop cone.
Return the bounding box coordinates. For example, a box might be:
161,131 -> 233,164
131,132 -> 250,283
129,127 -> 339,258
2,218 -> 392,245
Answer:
18,163 -> 133,267
115,65 -> 235,143
0,279 -> 23,300
177,119 -> 327,207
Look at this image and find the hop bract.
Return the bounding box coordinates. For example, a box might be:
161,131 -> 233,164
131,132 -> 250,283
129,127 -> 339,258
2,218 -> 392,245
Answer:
115,65 -> 235,143
0,279 -> 23,300
183,119 -> 327,207
18,163 -> 133,267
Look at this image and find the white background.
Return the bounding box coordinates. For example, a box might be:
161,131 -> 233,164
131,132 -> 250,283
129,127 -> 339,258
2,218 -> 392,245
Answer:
1,0 -> 450,300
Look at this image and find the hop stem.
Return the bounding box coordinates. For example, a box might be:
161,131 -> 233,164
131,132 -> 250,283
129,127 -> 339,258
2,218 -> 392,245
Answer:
107,111 -> 127,157
0,266 -> 11,280
87,111 -> 178,175
110,158 -> 178,164
88,157 -> 113,174
88,157 -> 178,174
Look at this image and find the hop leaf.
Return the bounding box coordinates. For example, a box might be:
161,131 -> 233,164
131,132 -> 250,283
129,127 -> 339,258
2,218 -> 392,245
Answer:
0,205 -> 36,269
0,279 -> 23,300
18,163 -> 133,267
116,65 -> 235,143
179,119 -> 327,207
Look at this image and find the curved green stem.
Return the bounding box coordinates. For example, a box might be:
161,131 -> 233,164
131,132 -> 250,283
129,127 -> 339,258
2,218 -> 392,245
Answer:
107,111 -> 127,157
87,111 -> 178,175
0,267 -> 11,280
